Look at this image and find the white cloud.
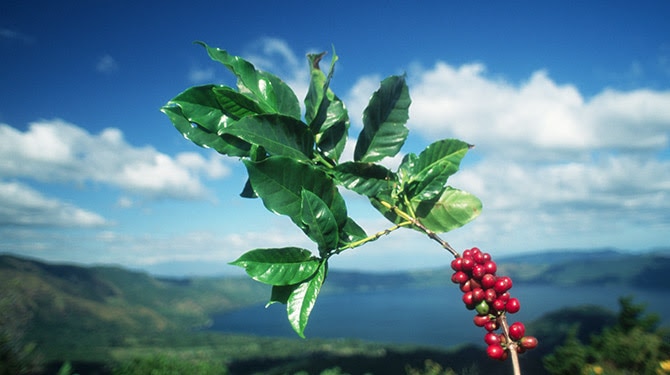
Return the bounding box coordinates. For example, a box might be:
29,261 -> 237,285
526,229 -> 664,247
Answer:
188,66 -> 215,83
96,54 -> 119,74
0,28 -> 34,43
400,62 -> 670,157
0,180 -> 107,227
0,119 -> 231,199
341,60 -> 670,253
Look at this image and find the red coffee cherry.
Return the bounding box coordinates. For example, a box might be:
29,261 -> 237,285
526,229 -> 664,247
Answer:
487,344 -> 506,360
484,332 -> 500,345
473,315 -> 491,327
509,322 -> 525,341
506,298 -> 521,314
483,260 -> 497,274
451,271 -> 469,284
484,320 -> 499,332
481,274 -> 496,289
520,336 -> 538,350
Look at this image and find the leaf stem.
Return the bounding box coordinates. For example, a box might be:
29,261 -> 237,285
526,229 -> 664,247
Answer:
375,199 -> 460,258
334,221 -> 411,255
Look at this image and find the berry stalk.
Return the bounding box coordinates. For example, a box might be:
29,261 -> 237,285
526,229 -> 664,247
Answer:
451,247 -> 538,375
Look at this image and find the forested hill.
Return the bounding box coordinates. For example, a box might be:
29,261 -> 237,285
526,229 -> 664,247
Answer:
0,254 -> 267,354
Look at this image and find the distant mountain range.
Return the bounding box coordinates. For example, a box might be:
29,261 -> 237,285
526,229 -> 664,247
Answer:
1,248 -> 668,373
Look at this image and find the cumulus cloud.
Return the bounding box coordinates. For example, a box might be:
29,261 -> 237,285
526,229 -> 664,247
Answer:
342,60 -> 670,252
402,62 -> 670,157
0,119 -> 231,199
0,180 -> 107,227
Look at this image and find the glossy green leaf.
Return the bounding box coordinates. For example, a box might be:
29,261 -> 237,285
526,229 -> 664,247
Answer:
338,217 -> 368,246
197,42 -> 301,119
315,99 -> 349,163
267,284 -> 297,307
332,162 -> 396,198
287,261 -> 327,338
212,86 -> 266,119
371,186 -> 482,234
224,114 -> 314,161
354,75 -> 410,163
413,187 -> 482,233
229,247 -> 320,286
161,102 -> 250,157
243,156 -> 339,228
301,190 -> 339,255
404,139 -> 473,200
305,50 -> 349,163
165,85 -> 233,133
304,51 -> 329,126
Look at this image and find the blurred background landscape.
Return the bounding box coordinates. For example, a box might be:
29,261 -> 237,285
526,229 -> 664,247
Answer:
2,248 -> 669,374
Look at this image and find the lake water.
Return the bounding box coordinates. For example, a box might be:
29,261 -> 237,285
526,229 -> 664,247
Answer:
208,283 -> 670,348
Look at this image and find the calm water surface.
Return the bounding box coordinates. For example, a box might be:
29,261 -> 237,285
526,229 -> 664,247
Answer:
209,284 -> 670,348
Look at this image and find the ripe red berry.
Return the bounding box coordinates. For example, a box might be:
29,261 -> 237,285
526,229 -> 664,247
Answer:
472,250 -> 486,264
492,298 -> 506,312
471,264 -> 486,279
484,288 -> 497,303
451,271 -> 469,284
486,344 -> 505,360
473,315 -> 490,327
484,332 -> 501,345
472,288 -> 485,303
506,298 -> 521,314
483,260 -> 497,274
481,274 -> 496,289
462,249 -> 473,258
509,322 -> 525,341
451,258 -> 463,271
461,257 -> 475,272
520,336 -> 538,350
494,277 -> 512,294
462,291 -> 475,307
484,320 -> 499,332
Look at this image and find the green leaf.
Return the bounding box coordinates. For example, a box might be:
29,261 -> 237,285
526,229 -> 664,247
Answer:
243,156 -> 340,228
161,102 -> 250,157
301,190 -> 339,256
212,86 -> 266,119
287,261 -> 327,338
413,187 -> 482,233
315,99 -> 349,163
404,139 -> 473,200
332,162 -> 396,198
229,247 -> 320,286
338,217 -> 368,246
224,114 -> 314,161
197,42 -> 301,119
354,75 -> 410,163
165,85 -> 234,133
267,284 -> 297,307
370,187 -> 482,233
305,49 -> 349,163
304,51 -> 329,126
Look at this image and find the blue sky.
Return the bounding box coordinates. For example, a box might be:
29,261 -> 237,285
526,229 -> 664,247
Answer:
1,1 -> 669,276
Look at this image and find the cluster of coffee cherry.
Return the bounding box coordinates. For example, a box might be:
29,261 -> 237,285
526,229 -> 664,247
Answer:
450,247 -> 538,360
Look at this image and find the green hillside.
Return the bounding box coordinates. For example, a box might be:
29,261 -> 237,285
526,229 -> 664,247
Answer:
0,254 -> 267,363
2,250 -> 669,374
